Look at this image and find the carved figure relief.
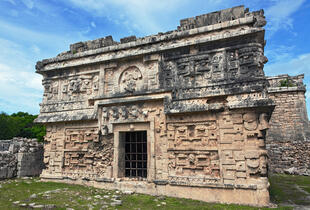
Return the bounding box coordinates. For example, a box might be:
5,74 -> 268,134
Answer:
161,51 -> 229,92
243,113 -> 258,131
60,74 -> 99,101
245,150 -> 267,176
101,104 -> 146,123
258,113 -> 270,138
100,104 -> 151,135
119,66 -> 143,93
211,52 -> 225,81
43,80 -> 59,102
227,50 -> 239,80
160,46 -> 267,100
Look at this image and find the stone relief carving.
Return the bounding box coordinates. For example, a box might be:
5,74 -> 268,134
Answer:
63,128 -> 113,179
168,151 -> 220,183
104,69 -> 115,95
41,125 -> 114,179
245,150 -> 267,176
243,113 -> 258,131
160,46 -> 266,101
42,73 -> 99,104
43,75 -> 99,106
104,63 -> 159,96
43,80 -> 59,102
64,74 -> 99,100
41,125 -> 64,176
167,122 -> 218,150
217,111 -> 270,184
100,103 -> 153,135
211,52 -> 225,82
166,120 -> 220,185
119,66 -> 143,93
40,101 -> 86,113
101,104 -> 147,123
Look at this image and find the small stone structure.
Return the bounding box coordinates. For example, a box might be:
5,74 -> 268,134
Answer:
35,6 -> 273,206
266,74 -> 310,175
0,138 -> 44,179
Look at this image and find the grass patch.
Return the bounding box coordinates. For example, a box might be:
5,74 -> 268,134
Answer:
269,173 -> 310,206
1,174 -> 308,209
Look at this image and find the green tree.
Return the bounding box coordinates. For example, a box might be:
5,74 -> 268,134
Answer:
0,112 -> 45,142
0,112 -> 18,139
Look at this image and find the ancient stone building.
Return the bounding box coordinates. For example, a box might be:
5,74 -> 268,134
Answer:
266,74 -> 310,175
35,6 -> 274,206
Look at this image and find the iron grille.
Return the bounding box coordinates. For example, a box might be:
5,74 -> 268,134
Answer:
124,131 -> 147,178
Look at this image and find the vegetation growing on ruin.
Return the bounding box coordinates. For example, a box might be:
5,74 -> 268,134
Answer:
0,112 -> 45,142
279,78 -> 295,87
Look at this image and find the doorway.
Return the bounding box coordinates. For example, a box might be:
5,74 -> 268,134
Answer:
124,131 -> 147,178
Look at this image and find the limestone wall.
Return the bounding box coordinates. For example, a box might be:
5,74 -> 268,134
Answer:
0,138 -> 44,179
266,74 -> 310,175
267,140 -> 310,175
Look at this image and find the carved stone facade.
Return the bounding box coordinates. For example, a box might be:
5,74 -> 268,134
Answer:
35,6 -> 274,206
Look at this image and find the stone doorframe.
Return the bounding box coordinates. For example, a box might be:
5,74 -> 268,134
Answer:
112,121 -> 156,182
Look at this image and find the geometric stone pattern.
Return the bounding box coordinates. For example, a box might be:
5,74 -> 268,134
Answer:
165,111 -> 269,187
41,124 -> 113,180
35,6 -> 274,206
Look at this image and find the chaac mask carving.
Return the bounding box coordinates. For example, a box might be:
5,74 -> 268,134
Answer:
119,66 -> 143,93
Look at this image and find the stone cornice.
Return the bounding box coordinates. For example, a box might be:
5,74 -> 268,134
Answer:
36,15 -> 264,72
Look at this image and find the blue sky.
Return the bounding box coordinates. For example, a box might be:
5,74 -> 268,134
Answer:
0,0 -> 309,116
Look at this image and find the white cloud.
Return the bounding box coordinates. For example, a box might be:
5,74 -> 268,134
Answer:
0,38 -> 43,114
265,0 -> 305,35
10,9 -> 19,17
21,0 -> 34,9
0,62 -> 42,114
0,38 -> 32,68
65,0 -> 224,35
0,19 -> 67,46
65,0 -> 306,38
265,53 -> 310,76
91,21 -> 96,28
265,45 -> 296,64
0,63 -> 42,91
4,0 -> 16,5
31,45 -> 40,54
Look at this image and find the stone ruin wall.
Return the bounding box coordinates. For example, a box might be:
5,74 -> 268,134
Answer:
0,138 -> 44,179
266,74 -> 310,175
35,6 -> 274,206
